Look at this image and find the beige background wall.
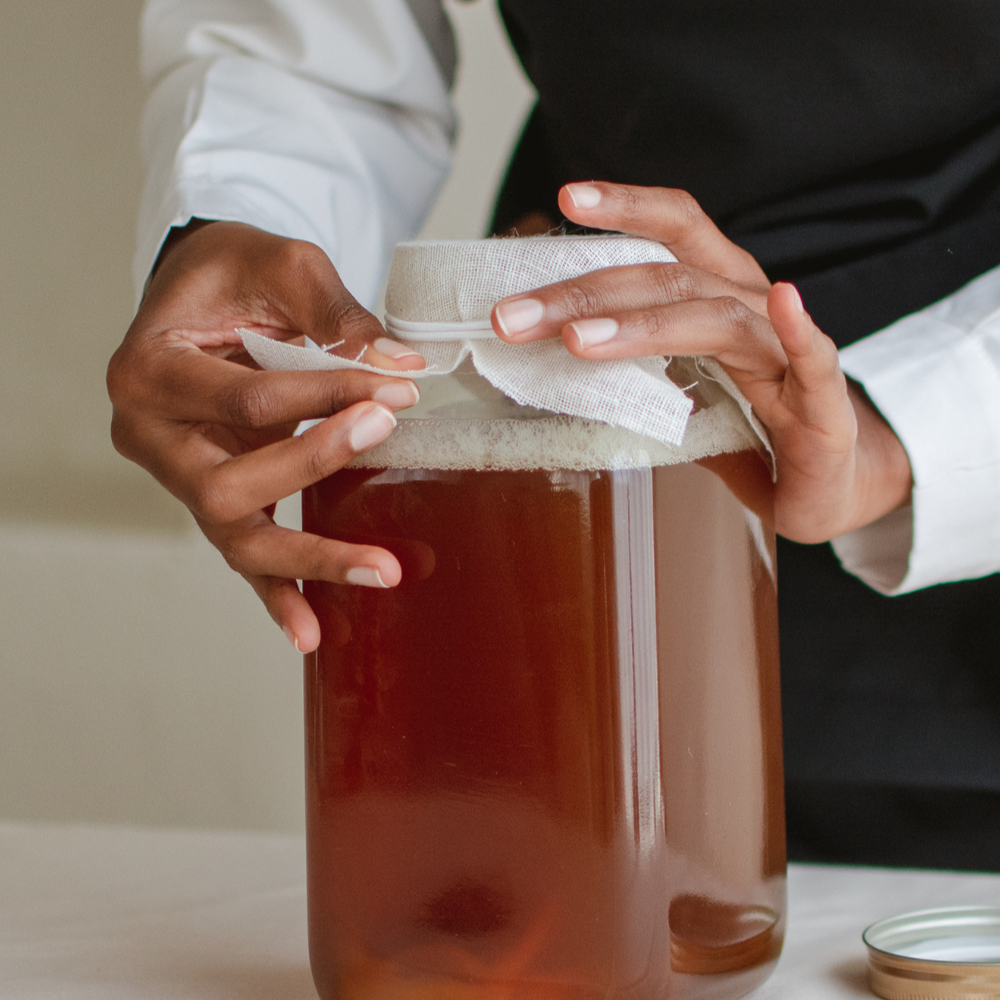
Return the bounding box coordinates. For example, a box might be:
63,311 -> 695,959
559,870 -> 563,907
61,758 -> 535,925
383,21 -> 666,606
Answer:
0,1 -> 533,832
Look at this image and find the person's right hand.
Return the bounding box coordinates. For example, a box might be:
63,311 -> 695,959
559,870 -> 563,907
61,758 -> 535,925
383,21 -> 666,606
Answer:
107,221 -> 425,653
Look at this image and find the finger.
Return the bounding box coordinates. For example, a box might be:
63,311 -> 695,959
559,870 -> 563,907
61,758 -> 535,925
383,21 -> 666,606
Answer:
559,296 -> 787,383
370,336 -> 426,368
131,343 -> 421,427
492,263 -> 768,342
250,575 -> 323,654
557,182 -> 769,290
767,283 -> 847,421
175,402 -> 399,524
201,512 -> 402,641
247,329 -> 425,373
206,516 -> 402,592
253,575 -> 357,654
299,305 -> 426,372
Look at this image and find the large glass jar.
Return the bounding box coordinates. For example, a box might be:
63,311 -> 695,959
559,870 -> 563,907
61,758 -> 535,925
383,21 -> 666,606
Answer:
301,356 -> 786,1000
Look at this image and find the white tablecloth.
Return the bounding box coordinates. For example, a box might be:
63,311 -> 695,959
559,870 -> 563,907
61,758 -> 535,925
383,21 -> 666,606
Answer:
2,822 -> 999,998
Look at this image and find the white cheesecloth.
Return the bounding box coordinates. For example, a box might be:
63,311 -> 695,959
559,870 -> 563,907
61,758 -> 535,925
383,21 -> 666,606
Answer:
240,235 -> 771,470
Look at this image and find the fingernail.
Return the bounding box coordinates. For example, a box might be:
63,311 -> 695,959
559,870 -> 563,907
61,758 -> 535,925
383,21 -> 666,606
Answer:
565,183 -> 602,209
282,626 -> 301,652
779,282 -> 805,313
349,405 -> 396,452
495,298 -> 544,337
373,337 -> 424,361
570,318 -> 619,347
373,380 -> 420,409
346,566 -> 390,588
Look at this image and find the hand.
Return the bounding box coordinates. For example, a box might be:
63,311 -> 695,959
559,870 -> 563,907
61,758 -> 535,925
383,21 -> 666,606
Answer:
490,183 -> 913,543
108,221 -> 426,653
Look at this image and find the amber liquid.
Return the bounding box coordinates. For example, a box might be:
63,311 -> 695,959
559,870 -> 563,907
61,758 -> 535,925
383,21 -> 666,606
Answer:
303,458 -> 785,1000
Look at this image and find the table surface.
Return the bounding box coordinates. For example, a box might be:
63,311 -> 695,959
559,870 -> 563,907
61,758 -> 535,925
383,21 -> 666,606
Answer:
3,821 -> 999,999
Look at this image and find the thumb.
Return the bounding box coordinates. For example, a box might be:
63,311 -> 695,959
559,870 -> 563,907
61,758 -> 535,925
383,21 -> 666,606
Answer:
767,283 -> 842,394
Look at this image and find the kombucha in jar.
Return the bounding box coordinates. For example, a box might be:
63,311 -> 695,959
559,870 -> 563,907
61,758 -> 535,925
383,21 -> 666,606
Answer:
301,362 -> 785,1000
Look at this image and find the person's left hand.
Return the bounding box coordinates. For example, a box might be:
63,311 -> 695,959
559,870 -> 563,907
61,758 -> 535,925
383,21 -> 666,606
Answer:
490,182 -> 913,543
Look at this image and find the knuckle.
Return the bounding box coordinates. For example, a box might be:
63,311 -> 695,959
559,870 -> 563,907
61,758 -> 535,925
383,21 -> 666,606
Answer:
637,308 -> 671,340
650,263 -> 698,303
620,184 -> 645,219
281,237 -> 331,279
560,277 -> 606,318
317,375 -> 353,414
328,300 -> 378,344
303,544 -> 338,581
105,348 -> 127,404
105,336 -> 146,410
670,188 -> 705,231
191,473 -> 235,525
108,412 -> 134,459
716,296 -> 757,336
616,185 -> 660,233
216,535 -> 247,574
227,376 -> 275,429
301,436 -> 339,483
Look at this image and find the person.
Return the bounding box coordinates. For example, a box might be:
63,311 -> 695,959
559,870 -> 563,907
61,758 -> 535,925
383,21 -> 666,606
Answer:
109,0 -> 1000,868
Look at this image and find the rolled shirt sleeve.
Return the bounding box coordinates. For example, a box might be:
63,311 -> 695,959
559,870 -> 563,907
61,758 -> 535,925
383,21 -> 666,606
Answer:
135,0 -> 457,309
832,264 -> 1000,594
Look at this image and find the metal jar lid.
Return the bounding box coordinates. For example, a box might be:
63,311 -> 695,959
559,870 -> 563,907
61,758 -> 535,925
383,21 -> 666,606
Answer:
864,907 -> 1000,999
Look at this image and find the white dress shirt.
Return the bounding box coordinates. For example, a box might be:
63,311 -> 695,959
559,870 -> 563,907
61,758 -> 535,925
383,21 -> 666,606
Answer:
138,0 -> 456,311
137,0 -> 1000,596
833,270 -> 1000,594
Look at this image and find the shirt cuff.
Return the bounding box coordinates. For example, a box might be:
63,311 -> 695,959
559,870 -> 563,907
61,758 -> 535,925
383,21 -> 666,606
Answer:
830,505 -> 913,595
832,279 -> 1000,595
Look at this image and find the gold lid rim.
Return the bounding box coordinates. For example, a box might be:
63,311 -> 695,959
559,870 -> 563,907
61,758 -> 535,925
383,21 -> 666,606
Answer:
864,907 -> 1000,1000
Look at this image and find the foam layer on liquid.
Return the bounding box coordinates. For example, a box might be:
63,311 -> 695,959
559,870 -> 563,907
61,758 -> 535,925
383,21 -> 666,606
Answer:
349,394 -> 760,472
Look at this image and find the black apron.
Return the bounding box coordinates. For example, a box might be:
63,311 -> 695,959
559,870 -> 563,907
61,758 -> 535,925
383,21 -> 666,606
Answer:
490,0 -> 1000,870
